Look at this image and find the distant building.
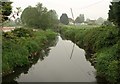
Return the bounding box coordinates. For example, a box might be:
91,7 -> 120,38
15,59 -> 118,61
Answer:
68,18 -> 74,25
87,20 -> 96,25
80,22 -> 87,25
112,0 -> 120,2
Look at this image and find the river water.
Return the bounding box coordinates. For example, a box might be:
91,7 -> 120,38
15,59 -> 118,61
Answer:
3,35 -> 99,83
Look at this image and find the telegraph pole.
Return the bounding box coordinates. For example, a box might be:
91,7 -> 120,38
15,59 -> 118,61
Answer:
70,8 -> 76,59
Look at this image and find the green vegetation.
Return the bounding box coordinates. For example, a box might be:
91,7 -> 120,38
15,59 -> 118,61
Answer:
109,1 -> 120,27
75,14 -> 85,23
60,25 -> 119,83
1,2 -> 12,22
60,13 -> 69,25
2,28 -> 57,76
21,3 -> 58,30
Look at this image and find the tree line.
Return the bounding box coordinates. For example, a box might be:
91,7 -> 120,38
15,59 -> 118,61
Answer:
60,13 -> 85,25
1,1 -> 120,28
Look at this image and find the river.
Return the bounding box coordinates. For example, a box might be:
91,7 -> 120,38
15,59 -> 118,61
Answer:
2,35 -> 100,83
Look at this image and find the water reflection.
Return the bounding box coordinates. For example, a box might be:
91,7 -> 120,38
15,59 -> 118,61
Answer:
2,37 -> 58,83
2,35 -> 104,83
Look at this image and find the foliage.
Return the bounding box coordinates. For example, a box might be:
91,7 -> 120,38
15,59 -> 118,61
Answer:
60,25 -> 119,83
75,14 -> 84,23
2,28 -> 57,76
95,17 -> 104,25
11,28 -> 33,37
108,1 -> 120,27
21,3 -> 58,30
96,45 -> 119,83
102,20 -> 113,26
60,13 -> 69,25
1,2 -> 12,22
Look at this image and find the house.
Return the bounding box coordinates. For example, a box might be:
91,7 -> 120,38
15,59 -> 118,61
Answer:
68,18 -> 74,25
87,20 -> 96,25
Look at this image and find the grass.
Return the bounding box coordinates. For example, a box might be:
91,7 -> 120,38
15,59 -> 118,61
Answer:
60,25 -> 120,83
61,24 -> 100,29
2,28 -> 57,76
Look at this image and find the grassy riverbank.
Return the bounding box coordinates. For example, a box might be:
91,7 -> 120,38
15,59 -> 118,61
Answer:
60,25 -> 120,83
2,28 -> 57,76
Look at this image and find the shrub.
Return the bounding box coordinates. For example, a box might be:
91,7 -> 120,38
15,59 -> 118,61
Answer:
2,28 -> 57,76
60,25 -> 119,83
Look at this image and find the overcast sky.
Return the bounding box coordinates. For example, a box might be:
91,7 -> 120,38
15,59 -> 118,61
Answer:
10,0 -> 112,20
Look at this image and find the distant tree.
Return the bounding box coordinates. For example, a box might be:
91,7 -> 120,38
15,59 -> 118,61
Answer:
96,17 -> 104,25
60,13 -> 69,25
1,2 -> 12,22
21,6 -> 38,27
108,1 -> 120,27
75,14 -> 84,23
48,10 -> 58,27
102,20 -> 113,26
21,3 -> 58,29
75,17 -> 81,23
0,3 -> 2,23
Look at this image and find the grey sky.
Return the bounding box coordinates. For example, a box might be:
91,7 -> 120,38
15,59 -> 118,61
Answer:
10,0 -> 112,20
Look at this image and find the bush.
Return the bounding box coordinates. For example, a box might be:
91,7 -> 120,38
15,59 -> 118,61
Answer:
96,45 -> 119,82
11,28 -> 34,37
60,25 -> 119,83
2,28 -> 57,76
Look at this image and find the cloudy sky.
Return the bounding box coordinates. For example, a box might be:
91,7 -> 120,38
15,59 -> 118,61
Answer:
10,0 -> 112,20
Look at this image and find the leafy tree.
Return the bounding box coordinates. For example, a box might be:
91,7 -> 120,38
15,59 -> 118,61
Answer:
0,3 -> 2,23
1,2 -> 12,22
21,6 -> 38,27
21,3 -> 58,29
60,13 -> 69,25
108,1 -> 120,27
48,10 -> 58,26
75,14 -> 84,23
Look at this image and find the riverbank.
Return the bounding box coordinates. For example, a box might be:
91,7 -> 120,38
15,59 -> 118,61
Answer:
2,28 -> 57,76
2,35 -> 98,83
60,25 -> 120,83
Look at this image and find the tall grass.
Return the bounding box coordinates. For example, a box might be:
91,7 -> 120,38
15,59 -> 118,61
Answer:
2,28 -> 57,76
60,25 -> 119,83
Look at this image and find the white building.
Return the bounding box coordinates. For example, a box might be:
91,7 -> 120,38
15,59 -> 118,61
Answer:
112,0 -> 120,2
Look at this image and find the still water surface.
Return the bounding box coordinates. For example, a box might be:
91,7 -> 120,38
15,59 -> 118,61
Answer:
3,36 -> 98,82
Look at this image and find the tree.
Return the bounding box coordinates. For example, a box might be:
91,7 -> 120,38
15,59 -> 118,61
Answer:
75,14 -> 84,23
75,17 -> 81,23
21,7 -> 38,27
48,10 -> 58,27
21,3 -> 58,29
1,2 -> 12,22
108,1 -> 120,27
60,13 -> 69,25
102,20 -> 113,26
96,17 -> 104,25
